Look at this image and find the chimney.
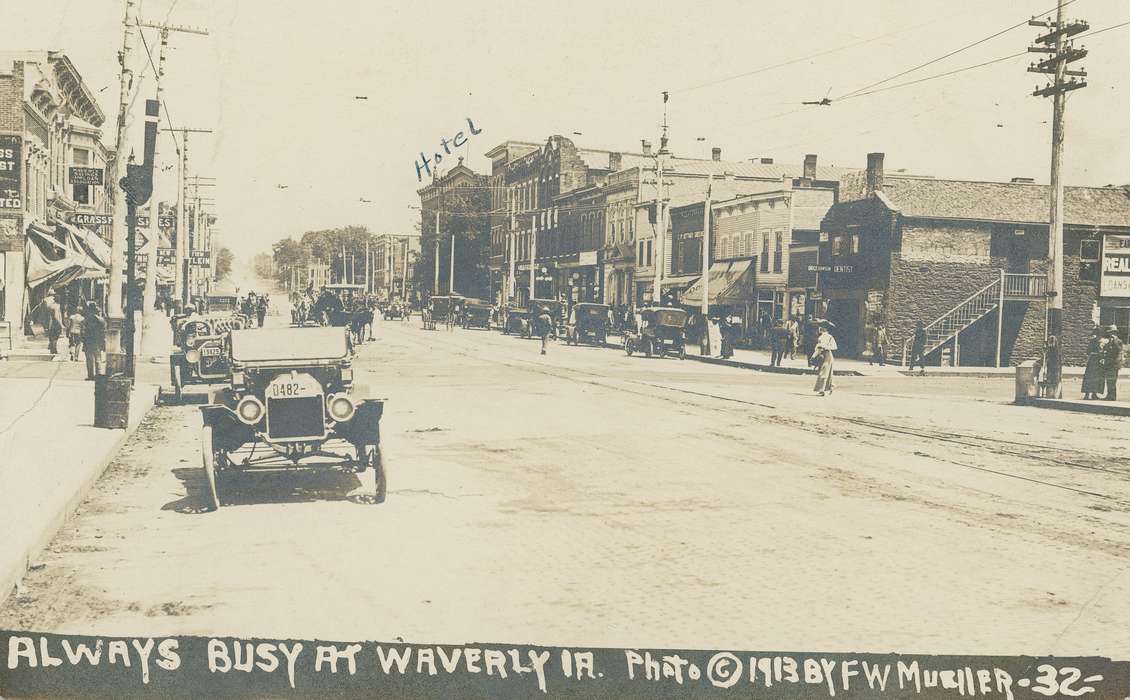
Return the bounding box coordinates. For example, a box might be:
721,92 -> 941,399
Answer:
711,147 -> 722,161
760,157 -> 774,164
1010,176 -> 1035,184
609,152 -> 622,171
641,140 -> 652,157
866,152 -> 885,195
803,154 -> 818,180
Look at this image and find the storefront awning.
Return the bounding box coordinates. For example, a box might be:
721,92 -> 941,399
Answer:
680,260 -> 755,306
59,221 -> 112,271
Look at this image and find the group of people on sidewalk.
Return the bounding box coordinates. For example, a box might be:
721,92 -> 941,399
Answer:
36,291 -> 108,379
1082,325 -> 1124,401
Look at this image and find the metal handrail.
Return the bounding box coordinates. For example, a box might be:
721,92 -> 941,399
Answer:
901,276 -> 1000,365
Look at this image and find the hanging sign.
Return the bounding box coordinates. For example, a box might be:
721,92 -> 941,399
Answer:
1101,235 -> 1130,297
68,167 -> 104,185
0,135 -> 22,210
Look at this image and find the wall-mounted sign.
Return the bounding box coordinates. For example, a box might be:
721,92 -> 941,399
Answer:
807,264 -> 854,273
157,248 -> 175,266
1100,234 -> 1130,298
68,212 -> 113,226
0,135 -> 22,211
68,167 -> 104,185
131,215 -> 177,229
578,251 -> 598,266
190,251 -> 211,267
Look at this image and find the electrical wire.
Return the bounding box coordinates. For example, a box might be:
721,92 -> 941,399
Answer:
835,0 -> 1080,101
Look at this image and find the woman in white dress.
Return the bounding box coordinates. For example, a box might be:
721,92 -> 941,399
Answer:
812,324 -> 838,396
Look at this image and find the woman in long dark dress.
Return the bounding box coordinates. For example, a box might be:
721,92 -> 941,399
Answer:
1082,327 -> 1106,400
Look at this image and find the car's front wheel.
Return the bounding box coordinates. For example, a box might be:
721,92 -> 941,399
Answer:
363,444 -> 386,504
201,425 -> 221,511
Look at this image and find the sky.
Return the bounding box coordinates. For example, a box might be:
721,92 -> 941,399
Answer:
6,0 -> 1130,262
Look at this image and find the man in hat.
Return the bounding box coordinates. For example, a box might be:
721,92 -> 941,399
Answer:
42,291 -> 64,356
81,302 -> 107,380
1101,325 -> 1124,401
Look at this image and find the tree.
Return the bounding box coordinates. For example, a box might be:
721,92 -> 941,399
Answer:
414,187 -> 491,300
214,247 -> 234,280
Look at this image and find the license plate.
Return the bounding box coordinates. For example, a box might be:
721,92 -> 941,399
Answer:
201,346 -> 221,357
268,382 -> 318,399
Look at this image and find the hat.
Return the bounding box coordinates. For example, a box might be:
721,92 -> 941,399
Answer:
1105,324 -> 1119,335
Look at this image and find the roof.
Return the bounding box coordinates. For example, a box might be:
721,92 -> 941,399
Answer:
230,327 -> 349,363
878,176 -> 1130,228
665,158 -> 854,182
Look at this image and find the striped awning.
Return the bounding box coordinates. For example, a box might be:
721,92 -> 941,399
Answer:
680,260 -> 755,306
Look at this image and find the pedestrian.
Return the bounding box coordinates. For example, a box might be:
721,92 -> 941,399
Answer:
785,316 -> 799,360
869,323 -> 888,366
909,321 -> 928,374
42,292 -> 64,356
1101,325 -> 1123,401
770,320 -> 789,367
65,305 -> 84,361
537,306 -> 553,355
1082,326 -> 1105,400
718,316 -> 734,359
81,302 -> 107,380
812,322 -> 838,396
256,295 -> 268,327
1039,335 -> 1063,398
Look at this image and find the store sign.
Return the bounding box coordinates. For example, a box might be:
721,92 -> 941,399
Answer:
578,251 -> 598,266
69,212 -> 113,226
0,135 -> 22,211
133,215 -> 177,229
1100,235 -> 1130,297
807,264 -> 854,273
157,248 -> 175,266
190,251 -> 211,268
68,166 -> 104,185
807,265 -> 832,272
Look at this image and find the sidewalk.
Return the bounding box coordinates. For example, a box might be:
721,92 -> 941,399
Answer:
1025,396 -> 1130,417
0,375 -> 157,603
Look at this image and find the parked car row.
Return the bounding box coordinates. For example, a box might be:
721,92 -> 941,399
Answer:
418,295 -> 690,359
166,313 -> 386,511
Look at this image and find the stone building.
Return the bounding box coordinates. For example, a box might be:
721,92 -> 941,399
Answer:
820,153 -> 1130,365
416,158 -> 489,298
0,51 -> 110,327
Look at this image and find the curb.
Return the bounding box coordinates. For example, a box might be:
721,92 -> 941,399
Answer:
596,340 -> 864,376
1021,397 -> 1130,417
1,383 -> 159,606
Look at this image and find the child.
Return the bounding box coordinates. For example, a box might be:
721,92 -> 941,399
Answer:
65,306 -> 85,361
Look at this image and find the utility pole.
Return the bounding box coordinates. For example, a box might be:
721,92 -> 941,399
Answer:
163,126 -> 212,307
649,91 -> 672,307
529,213 -> 537,300
701,173 -> 713,353
135,18 -> 208,329
1029,0 -> 1087,397
107,0 -> 138,350
433,212 -> 440,295
449,231 -> 456,294
402,235 -> 411,303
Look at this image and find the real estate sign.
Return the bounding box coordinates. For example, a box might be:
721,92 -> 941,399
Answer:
1100,234 -> 1130,297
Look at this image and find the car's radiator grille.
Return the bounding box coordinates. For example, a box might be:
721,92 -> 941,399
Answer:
197,342 -> 228,377
266,395 -> 325,439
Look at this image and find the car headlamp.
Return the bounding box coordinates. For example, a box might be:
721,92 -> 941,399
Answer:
236,396 -> 265,425
185,348 -> 201,364
327,394 -> 355,422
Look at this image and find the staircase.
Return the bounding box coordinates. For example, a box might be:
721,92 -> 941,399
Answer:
901,272 -> 1046,366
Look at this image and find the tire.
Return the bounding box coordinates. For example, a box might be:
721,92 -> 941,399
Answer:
624,340 -> 633,356
173,363 -> 183,403
201,425 -> 221,511
365,444 -> 386,504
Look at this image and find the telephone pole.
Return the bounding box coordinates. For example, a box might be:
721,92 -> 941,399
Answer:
163,126 -> 212,306
107,0 -> 138,349
647,91 -> 672,306
1029,0 -> 1087,397
700,173 -> 713,352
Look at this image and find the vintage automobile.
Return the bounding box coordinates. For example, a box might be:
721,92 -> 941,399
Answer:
198,326 -> 385,510
565,302 -> 610,346
169,313 -> 249,401
500,305 -> 531,337
624,307 -> 689,359
383,302 -> 406,320
462,299 -> 492,329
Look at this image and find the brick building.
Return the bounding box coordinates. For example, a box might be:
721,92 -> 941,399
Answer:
0,51 -> 110,327
371,233 -> 418,302
820,153 -> 1130,365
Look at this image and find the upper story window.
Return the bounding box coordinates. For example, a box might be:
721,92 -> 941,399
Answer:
761,234 -> 770,272
774,231 -> 783,272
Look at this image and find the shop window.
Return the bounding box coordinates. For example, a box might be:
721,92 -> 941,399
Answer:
1099,308 -> 1130,344
774,291 -> 786,320
773,232 -> 783,272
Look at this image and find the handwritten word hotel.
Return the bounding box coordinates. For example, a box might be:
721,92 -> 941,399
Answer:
414,117 -> 483,181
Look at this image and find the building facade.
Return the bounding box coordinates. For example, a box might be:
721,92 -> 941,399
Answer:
820,152 -> 1130,365
417,158 -> 489,299
0,51 -> 110,327
372,233 -> 419,302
